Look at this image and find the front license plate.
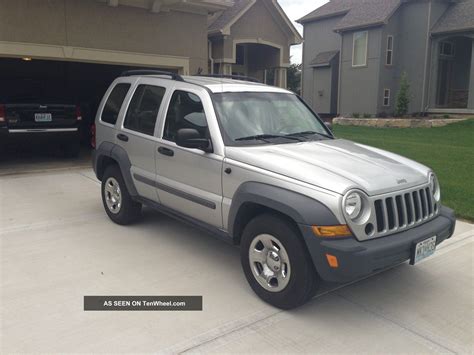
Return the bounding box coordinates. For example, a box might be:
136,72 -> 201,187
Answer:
34,113 -> 52,122
411,236 -> 437,265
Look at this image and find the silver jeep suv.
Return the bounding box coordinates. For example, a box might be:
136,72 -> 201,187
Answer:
93,70 -> 456,309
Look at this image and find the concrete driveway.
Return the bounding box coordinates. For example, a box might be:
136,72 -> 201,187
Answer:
1,168 -> 473,353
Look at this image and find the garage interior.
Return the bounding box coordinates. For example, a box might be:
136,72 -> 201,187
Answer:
0,57 -> 155,166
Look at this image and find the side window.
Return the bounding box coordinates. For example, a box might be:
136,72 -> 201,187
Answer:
163,90 -> 208,142
123,84 -> 166,136
101,83 -> 131,125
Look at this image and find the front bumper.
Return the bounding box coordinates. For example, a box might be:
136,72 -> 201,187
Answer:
300,206 -> 456,283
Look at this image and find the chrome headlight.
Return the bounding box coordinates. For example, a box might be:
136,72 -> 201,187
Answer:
429,173 -> 441,202
344,192 -> 362,219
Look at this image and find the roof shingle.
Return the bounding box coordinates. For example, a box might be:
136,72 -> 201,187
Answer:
309,50 -> 339,67
298,0 -> 401,32
431,0 -> 474,35
208,0 -> 252,32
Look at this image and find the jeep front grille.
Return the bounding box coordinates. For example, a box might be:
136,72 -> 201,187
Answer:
373,185 -> 438,237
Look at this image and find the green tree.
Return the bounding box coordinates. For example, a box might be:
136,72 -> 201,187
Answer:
395,72 -> 410,117
287,63 -> 302,95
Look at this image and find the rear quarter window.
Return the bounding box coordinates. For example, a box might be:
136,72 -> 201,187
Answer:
101,83 -> 131,125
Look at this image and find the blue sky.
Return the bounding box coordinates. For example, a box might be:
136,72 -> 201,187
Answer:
278,0 -> 329,64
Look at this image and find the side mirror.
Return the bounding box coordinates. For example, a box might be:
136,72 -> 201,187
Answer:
176,128 -> 211,151
324,121 -> 333,131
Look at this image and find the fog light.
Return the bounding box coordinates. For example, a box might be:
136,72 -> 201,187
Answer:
326,254 -> 339,268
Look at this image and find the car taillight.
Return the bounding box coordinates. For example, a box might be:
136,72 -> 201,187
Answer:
91,123 -> 96,149
0,104 -> 5,122
76,105 -> 82,121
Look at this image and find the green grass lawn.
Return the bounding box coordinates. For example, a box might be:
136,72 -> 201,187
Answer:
333,119 -> 474,221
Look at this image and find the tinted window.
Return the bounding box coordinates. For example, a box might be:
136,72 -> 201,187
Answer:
124,85 -> 166,136
163,91 -> 208,142
101,83 -> 130,125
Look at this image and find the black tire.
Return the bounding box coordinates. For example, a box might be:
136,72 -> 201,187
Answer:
240,213 -> 319,309
101,164 -> 142,225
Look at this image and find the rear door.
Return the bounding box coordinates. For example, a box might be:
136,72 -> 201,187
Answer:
115,77 -> 172,203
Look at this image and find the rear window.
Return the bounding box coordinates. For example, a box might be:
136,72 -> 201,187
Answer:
123,85 -> 166,136
101,83 -> 131,125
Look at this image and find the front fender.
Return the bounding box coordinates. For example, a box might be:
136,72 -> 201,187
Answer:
228,182 -> 340,239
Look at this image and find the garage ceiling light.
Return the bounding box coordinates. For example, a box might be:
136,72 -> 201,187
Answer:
22,57 -> 32,61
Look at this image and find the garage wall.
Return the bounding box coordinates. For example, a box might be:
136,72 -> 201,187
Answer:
0,0 -> 209,74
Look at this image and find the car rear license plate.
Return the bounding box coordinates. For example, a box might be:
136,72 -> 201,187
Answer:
410,236 -> 437,265
35,113 -> 52,122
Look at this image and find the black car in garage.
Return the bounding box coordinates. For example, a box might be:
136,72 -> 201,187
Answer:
0,95 -> 82,157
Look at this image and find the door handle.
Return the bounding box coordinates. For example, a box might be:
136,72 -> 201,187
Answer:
158,146 -> 174,157
117,133 -> 129,142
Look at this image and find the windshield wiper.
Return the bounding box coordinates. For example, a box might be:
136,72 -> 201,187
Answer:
285,130 -> 333,139
235,134 -> 304,142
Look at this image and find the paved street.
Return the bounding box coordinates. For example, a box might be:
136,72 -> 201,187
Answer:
1,167 -> 473,353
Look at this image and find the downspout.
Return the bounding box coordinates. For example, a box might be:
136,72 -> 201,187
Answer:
337,32 -> 343,116
208,40 -> 214,75
421,0 -> 432,112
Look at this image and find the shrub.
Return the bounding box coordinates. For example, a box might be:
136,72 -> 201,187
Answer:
443,114 -> 450,119
363,113 -> 372,118
377,111 -> 388,118
352,113 -> 360,118
395,72 -> 410,117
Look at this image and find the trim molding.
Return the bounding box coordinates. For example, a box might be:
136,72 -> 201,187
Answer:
0,41 -> 190,74
133,173 -> 216,210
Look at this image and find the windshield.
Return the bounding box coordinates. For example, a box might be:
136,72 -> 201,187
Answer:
213,92 -> 331,145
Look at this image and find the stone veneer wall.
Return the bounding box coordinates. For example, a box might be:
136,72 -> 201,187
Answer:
333,117 -> 468,128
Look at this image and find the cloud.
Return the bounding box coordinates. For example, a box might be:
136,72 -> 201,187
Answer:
278,0 -> 329,64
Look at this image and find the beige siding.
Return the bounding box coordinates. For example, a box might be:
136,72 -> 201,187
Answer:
0,0 -> 208,73
227,0 -> 290,64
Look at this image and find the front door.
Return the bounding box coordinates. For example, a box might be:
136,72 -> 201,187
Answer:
155,88 -> 223,228
436,58 -> 453,107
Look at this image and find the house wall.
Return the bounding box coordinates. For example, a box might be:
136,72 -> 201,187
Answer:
339,27 -> 383,116
225,0 -> 291,64
301,16 -> 342,112
396,1 -> 432,113
378,9 -> 402,114
469,39 -> 474,109
312,67 -> 332,113
377,0 -> 451,114
0,0 -> 208,73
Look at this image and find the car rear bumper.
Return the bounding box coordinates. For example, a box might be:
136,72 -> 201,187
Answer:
300,206 -> 456,283
0,127 -> 80,144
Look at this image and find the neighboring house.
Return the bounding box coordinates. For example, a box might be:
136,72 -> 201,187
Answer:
298,0 -> 474,116
208,0 -> 302,87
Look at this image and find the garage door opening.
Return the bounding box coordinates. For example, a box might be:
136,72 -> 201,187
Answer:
0,57 -> 171,173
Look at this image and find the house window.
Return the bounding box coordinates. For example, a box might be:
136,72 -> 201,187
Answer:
439,42 -> 455,57
386,35 -> 394,65
352,31 -> 368,67
383,89 -> 391,106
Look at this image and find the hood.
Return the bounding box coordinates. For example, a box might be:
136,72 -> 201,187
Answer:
226,139 -> 431,196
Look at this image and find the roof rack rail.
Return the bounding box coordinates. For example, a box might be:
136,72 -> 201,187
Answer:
196,74 -> 261,83
120,70 -> 184,82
